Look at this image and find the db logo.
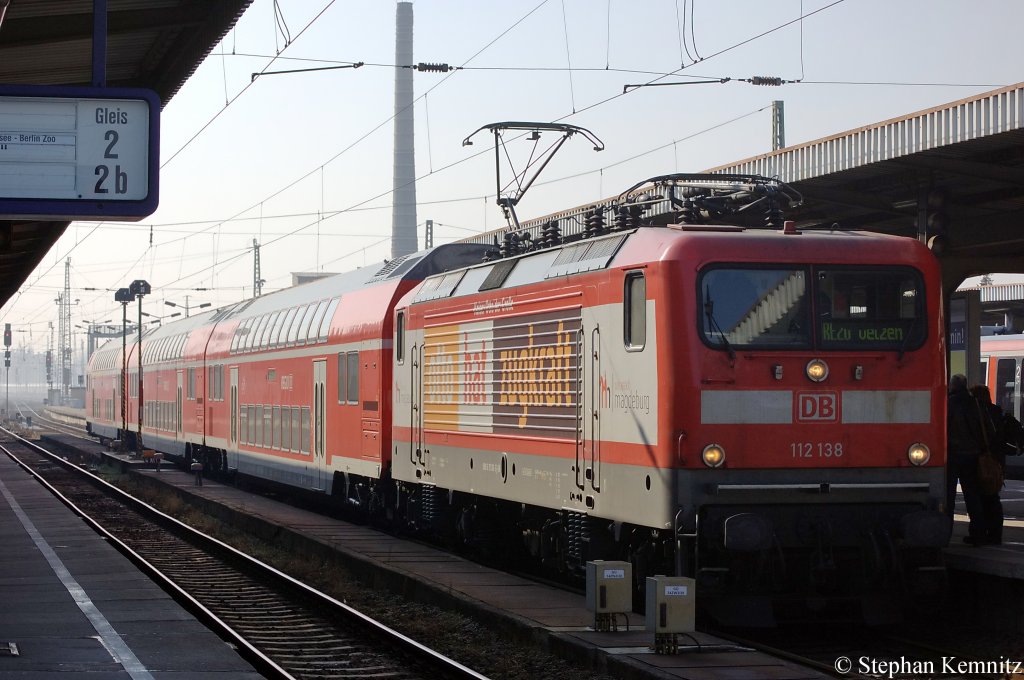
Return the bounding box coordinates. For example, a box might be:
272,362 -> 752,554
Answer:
797,392 -> 838,422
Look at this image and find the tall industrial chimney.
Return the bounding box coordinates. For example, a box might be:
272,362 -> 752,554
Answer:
391,1 -> 417,258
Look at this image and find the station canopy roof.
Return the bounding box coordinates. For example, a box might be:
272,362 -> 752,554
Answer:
0,0 -> 253,308
709,82 -> 1024,291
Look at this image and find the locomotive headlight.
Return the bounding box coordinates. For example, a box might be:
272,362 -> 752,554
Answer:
702,444 -> 726,468
907,443 -> 931,466
805,358 -> 829,382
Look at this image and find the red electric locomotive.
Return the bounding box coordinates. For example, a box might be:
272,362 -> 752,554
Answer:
87,174 -> 950,622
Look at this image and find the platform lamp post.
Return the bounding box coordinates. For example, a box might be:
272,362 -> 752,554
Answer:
115,287 -> 132,453
129,280 -> 150,456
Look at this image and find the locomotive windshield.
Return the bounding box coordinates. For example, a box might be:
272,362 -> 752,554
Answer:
700,265 -> 926,351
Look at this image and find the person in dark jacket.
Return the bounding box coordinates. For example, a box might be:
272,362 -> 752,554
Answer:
970,385 -> 1007,544
946,375 -> 995,545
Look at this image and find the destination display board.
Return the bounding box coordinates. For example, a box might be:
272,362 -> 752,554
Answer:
0,85 -> 159,220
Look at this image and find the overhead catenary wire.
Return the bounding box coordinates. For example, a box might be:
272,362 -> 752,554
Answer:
7,0 -> 900,343
273,0 -> 292,53
93,0 -> 555,278
18,0 -> 839,319
161,0 -> 339,170
8,0 -> 374,324
688,0 -> 702,61
675,0 -> 691,67
605,0 -> 612,69
12,0 -> 847,325
560,0 -> 577,114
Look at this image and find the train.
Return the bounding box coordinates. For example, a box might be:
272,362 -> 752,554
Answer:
980,332 -> 1024,477
87,174 -> 951,624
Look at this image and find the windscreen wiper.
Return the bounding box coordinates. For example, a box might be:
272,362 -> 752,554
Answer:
704,286 -> 736,360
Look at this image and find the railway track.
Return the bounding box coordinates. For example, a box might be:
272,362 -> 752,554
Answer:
0,428 -> 488,680
24,422 -> 1023,680
13,401 -> 88,439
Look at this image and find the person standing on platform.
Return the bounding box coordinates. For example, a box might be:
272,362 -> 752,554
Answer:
970,385 -> 1010,545
946,375 -> 994,545
190,459 -> 203,487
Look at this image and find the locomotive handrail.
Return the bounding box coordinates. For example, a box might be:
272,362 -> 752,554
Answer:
716,483 -> 932,492
574,328 -> 585,491
589,326 -> 601,493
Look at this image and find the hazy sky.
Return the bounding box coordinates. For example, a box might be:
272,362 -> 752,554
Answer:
4,0 -> 1021,353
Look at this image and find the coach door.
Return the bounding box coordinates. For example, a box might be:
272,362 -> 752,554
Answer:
176,370 -> 183,438
312,360 -> 327,491
229,367 -> 238,469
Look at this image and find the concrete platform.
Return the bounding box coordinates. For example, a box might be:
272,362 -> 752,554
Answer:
0,450 -> 262,679
120,463 -> 826,680
945,479 -> 1024,580
42,429 -> 1024,675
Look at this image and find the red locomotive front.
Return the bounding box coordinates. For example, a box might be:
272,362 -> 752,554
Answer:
669,227 -> 947,621
392,188 -> 948,622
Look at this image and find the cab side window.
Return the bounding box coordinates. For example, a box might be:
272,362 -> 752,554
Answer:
624,271 -> 646,350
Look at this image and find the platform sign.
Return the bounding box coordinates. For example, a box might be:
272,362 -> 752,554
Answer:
0,85 -> 159,220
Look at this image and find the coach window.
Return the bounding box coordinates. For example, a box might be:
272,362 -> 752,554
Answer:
239,406 -> 249,445
294,304 -> 317,346
396,312 -> 405,364
995,359 -> 1016,415
255,406 -> 264,447
291,407 -> 301,452
255,312 -> 275,349
277,308 -> 299,348
337,353 -> 347,403
235,319 -> 250,353
238,319 -> 254,352
251,315 -> 271,351
260,311 -> 280,348
304,301 -> 323,344
307,300 -> 330,344
301,406 -> 311,454
624,272 -> 646,350
318,299 -> 341,342
347,351 -> 359,404
273,406 -> 282,449
286,306 -> 306,346
230,323 -> 242,353
263,407 -> 272,448
266,311 -> 285,349
246,405 -> 255,444
187,368 -> 195,399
